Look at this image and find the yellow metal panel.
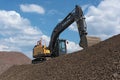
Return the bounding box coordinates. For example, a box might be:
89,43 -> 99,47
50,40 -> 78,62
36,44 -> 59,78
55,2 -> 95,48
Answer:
33,45 -> 44,57
33,45 -> 51,57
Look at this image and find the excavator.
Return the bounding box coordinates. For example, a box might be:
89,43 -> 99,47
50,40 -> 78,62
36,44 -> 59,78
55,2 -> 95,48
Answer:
32,5 -> 100,64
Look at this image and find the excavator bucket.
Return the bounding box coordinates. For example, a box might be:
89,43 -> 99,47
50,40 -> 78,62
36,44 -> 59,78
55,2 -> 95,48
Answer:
80,35 -> 101,49
80,35 -> 88,49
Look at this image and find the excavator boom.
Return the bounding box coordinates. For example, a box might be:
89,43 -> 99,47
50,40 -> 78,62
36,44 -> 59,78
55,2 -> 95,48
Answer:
49,5 -> 88,54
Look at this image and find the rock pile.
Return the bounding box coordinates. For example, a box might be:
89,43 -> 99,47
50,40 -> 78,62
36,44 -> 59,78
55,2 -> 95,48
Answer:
0,34 -> 120,80
0,52 -> 31,75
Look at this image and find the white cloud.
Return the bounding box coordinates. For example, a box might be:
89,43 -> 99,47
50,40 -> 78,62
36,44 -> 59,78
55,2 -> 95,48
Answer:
0,45 -> 9,51
41,35 -> 50,46
0,10 -> 45,58
67,40 -> 83,53
20,4 -> 45,14
86,0 -> 120,40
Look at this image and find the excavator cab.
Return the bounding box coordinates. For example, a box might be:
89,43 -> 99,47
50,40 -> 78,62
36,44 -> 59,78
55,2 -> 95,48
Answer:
58,39 -> 67,55
51,39 -> 67,57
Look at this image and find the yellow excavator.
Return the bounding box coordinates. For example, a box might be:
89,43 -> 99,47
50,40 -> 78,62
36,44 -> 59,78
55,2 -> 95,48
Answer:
32,5 -> 101,64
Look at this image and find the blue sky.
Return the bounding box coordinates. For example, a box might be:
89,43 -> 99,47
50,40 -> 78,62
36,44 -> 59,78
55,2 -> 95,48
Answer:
0,0 -> 120,58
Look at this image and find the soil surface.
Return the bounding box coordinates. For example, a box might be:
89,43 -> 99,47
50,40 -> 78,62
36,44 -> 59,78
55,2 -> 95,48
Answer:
0,52 -> 31,75
0,34 -> 120,80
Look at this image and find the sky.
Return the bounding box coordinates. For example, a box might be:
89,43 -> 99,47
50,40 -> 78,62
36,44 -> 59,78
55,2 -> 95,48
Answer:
0,0 -> 120,59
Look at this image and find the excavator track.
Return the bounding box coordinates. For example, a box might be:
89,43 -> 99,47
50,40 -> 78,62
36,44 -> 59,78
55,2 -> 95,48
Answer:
32,57 -> 46,64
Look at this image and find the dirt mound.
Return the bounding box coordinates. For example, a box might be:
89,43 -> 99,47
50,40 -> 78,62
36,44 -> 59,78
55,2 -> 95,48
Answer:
0,52 -> 31,75
0,34 -> 120,80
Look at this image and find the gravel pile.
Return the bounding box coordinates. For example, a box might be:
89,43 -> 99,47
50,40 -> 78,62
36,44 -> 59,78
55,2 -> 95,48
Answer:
0,34 -> 120,80
0,52 -> 31,75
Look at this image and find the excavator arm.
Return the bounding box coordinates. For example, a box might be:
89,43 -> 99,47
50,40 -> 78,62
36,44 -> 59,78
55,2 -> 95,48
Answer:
49,5 -> 88,54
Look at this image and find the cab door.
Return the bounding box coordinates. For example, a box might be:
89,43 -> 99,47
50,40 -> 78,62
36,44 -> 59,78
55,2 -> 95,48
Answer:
58,39 -> 67,55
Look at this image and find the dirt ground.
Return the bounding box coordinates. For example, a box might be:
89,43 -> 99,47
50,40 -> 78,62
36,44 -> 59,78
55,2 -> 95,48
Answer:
0,34 -> 120,80
0,52 -> 31,75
